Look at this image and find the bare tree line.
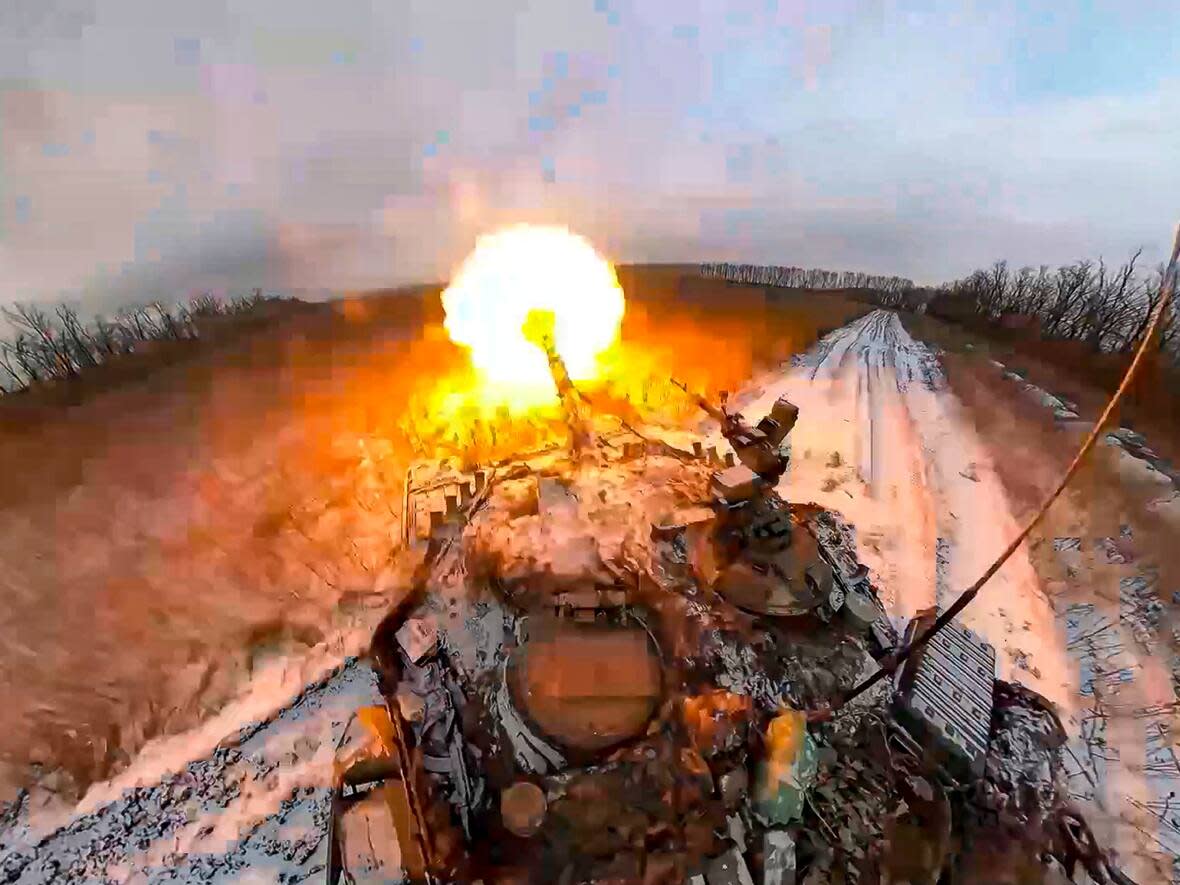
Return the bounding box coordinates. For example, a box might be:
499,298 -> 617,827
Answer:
700,262 -> 915,294
0,290 -> 274,393
925,253 -> 1180,365
700,253 -> 1178,369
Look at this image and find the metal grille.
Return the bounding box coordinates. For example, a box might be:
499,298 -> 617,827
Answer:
894,616 -> 996,779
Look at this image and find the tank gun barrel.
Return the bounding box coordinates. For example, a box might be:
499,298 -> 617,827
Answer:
523,309 -> 594,455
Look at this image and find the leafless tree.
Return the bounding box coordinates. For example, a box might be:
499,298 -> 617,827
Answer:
929,248 -> 1175,377
1155,267 -> 1180,358
975,261 -> 1010,319
0,289 -> 278,395
700,263 -> 914,295
10,333 -> 49,383
1090,250 -> 1146,352
2,303 -> 77,378
0,341 -> 26,390
230,288 -> 267,313
1000,265 -> 1034,315
147,301 -> 187,340
55,304 -> 100,369
1039,261 -> 1093,340
115,304 -> 153,343
187,292 -> 224,317
90,316 -> 128,358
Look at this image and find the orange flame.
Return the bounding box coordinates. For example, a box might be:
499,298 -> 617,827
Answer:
398,236 -> 803,462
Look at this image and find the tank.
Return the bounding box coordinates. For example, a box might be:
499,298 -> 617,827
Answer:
330,385 -> 1114,885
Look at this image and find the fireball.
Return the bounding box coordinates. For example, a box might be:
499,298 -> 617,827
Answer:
441,224 -> 626,409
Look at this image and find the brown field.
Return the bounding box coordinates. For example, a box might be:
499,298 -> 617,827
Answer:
898,308 -> 1180,466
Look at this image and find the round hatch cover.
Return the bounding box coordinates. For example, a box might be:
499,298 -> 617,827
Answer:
508,618 -> 662,754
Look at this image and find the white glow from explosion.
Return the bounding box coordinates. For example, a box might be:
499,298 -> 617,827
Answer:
441,225 -> 626,406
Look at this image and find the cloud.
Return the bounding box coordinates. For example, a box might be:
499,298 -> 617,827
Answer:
1,0 -> 1177,306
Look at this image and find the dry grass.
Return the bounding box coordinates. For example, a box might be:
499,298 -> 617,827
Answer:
899,310 -> 1180,465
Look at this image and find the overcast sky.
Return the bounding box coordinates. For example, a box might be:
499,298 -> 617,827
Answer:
1,0 -> 1177,307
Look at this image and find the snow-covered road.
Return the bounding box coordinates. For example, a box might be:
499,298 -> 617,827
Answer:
723,310 -> 1074,706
